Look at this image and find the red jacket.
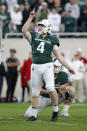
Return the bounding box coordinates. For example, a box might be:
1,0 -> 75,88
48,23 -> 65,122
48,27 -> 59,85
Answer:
80,57 -> 87,64
20,59 -> 32,87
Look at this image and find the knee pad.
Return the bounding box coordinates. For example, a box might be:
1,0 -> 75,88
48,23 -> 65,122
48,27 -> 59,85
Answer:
46,86 -> 55,93
32,86 -> 40,97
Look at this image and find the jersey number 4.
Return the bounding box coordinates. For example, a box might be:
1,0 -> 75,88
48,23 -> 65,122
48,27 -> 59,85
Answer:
37,42 -> 45,53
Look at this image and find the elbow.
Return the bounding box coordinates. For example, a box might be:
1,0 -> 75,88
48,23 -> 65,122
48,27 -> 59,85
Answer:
22,26 -> 27,35
22,27 -> 26,34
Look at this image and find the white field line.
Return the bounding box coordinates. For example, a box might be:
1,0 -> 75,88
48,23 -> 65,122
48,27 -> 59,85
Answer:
0,117 -> 79,126
36,120 -> 79,126
0,117 -> 23,120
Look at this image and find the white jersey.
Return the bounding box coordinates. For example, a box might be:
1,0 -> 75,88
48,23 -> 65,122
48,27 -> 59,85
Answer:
70,60 -> 85,80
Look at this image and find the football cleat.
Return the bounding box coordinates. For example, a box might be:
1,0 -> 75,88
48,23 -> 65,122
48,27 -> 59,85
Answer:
61,112 -> 70,117
26,116 -> 37,121
51,111 -> 59,122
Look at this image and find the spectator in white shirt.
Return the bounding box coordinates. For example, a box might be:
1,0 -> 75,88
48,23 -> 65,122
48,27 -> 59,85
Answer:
75,48 -> 87,101
47,7 -> 61,35
71,54 -> 85,102
6,0 -> 17,13
10,4 -> 23,32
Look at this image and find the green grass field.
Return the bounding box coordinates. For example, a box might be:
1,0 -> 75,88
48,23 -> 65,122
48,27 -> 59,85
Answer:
0,103 -> 87,131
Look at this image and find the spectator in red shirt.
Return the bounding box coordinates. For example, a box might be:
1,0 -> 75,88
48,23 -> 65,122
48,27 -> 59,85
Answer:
20,52 -> 32,102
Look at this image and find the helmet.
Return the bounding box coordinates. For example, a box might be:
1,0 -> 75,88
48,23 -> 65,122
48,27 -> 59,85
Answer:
53,60 -> 63,73
37,19 -> 52,34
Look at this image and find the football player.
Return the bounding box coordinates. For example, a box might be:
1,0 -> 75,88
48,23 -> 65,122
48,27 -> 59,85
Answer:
22,9 -> 75,122
24,60 -> 75,117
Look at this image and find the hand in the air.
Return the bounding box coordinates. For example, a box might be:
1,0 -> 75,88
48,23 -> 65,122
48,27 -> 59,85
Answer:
29,8 -> 35,19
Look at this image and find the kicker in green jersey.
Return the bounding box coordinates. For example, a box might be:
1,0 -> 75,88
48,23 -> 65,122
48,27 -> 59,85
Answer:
30,32 -> 60,64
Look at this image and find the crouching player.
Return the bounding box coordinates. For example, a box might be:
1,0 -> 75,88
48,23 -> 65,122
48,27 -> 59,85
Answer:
24,60 -> 75,117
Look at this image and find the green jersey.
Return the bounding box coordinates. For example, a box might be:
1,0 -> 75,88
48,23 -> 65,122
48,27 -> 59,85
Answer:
30,32 -> 60,64
40,71 -> 68,98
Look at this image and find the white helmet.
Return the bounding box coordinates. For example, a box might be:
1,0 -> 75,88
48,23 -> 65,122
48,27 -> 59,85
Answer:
53,60 -> 63,73
37,19 -> 52,34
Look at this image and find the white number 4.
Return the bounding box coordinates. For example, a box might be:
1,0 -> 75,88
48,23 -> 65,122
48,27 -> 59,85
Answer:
37,42 -> 45,53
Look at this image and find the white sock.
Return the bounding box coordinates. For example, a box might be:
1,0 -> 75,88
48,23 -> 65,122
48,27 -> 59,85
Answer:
62,104 -> 70,113
32,107 -> 38,118
53,105 -> 58,112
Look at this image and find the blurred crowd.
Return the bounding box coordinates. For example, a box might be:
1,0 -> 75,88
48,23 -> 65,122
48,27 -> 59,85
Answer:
0,0 -> 87,38
0,47 -> 87,103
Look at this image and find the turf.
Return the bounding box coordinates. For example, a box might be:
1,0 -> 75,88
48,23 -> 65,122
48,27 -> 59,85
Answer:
0,103 -> 87,131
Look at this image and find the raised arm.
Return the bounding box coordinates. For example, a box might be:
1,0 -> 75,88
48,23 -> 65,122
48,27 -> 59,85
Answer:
22,9 -> 35,42
53,45 -> 75,74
